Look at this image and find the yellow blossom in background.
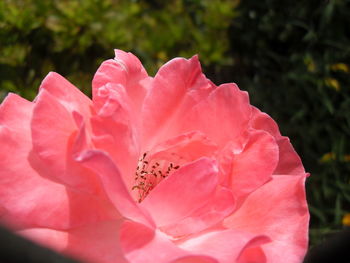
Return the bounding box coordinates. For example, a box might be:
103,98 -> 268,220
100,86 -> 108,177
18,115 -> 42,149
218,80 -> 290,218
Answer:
320,152 -> 350,163
330,63 -> 350,73
320,152 -> 336,163
325,78 -> 341,92
342,213 -> 350,226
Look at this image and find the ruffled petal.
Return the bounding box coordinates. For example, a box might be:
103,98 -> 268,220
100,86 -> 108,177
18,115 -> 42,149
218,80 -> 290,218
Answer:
38,72 -> 92,117
223,174 -> 309,263
178,229 -> 270,263
141,55 -> 215,148
219,129 -> 279,200
31,89 -> 75,178
148,131 -> 218,167
0,94 -> 116,230
141,158 -> 218,227
250,107 -> 281,138
91,83 -> 140,190
250,107 -> 305,175
76,150 -> 154,227
31,89 -> 104,195
180,83 -> 251,149
92,49 -> 149,115
161,186 -> 235,237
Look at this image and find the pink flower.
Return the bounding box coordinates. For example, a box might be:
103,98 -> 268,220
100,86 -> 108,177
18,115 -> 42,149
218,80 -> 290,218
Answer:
0,50 -> 309,263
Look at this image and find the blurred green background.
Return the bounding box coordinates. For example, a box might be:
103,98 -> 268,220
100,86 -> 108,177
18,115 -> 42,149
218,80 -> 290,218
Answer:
1,0 -> 350,248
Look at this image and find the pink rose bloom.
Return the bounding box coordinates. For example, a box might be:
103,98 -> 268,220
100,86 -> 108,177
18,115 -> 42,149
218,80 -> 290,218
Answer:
0,50 -> 309,263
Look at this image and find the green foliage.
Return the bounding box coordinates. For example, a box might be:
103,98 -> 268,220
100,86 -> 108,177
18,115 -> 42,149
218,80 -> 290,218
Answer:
0,0 -> 237,100
227,0 -> 350,245
1,0 -> 350,248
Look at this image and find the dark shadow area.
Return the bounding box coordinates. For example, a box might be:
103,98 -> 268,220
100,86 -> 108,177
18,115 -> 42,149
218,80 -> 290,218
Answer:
303,227 -> 350,263
0,225 -> 80,263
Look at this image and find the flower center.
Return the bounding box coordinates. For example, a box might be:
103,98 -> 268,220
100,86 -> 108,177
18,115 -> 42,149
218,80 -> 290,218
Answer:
132,152 -> 180,203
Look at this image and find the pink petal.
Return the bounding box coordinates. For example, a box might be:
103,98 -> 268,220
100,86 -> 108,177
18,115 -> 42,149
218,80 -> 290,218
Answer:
237,246 -> 267,263
170,255 -> 218,263
141,55 -> 215,148
31,89 -> 104,195
0,93 -> 33,129
250,106 -> 281,138
120,220 -> 190,263
161,186 -> 235,237
219,129 -> 279,200
250,107 -> 305,175
66,220 -> 128,263
20,220 -> 128,263
18,227 -> 68,252
92,49 -> 149,114
223,175 -> 309,263
91,83 -> 140,190
180,83 -> 251,149
141,158 -> 218,227
38,72 -> 92,117
148,131 -> 218,166
0,94 -> 116,230
274,137 -> 305,175
31,89 -> 75,177
76,150 -> 154,227
178,229 -> 270,263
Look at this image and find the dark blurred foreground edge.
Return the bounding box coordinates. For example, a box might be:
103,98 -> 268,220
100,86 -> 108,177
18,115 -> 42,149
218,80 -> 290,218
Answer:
0,225 -> 80,263
303,228 -> 350,263
1,224 -> 350,263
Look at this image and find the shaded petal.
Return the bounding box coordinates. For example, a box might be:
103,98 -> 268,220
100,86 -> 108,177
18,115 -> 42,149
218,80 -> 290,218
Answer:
148,131 -> 218,166
141,158 -> 218,227
0,94 -> 116,230
31,90 -> 104,195
181,83 -> 251,149
76,150 -> 154,227
31,89 -> 75,178
120,220 -> 189,263
141,55 -> 215,148
91,83 -> 140,190
237,246 -> 267,263
219,129 -> 279,200
250,107 -> 305,175
19,220 -> 128,263
223,175 -> 309,263
66,220 -> 128,263
92,49 -> 149,114
273,137 -> 305,175
161,186 -> 235,237
178,229 -> 270,263
170,255 -> 218,263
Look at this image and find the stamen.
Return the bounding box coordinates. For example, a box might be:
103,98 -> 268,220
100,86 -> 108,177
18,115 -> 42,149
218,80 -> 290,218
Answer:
132,152 -> 181,202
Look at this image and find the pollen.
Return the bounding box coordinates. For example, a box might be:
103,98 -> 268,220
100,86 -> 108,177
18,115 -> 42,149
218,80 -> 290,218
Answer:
132,152 -> 180,203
